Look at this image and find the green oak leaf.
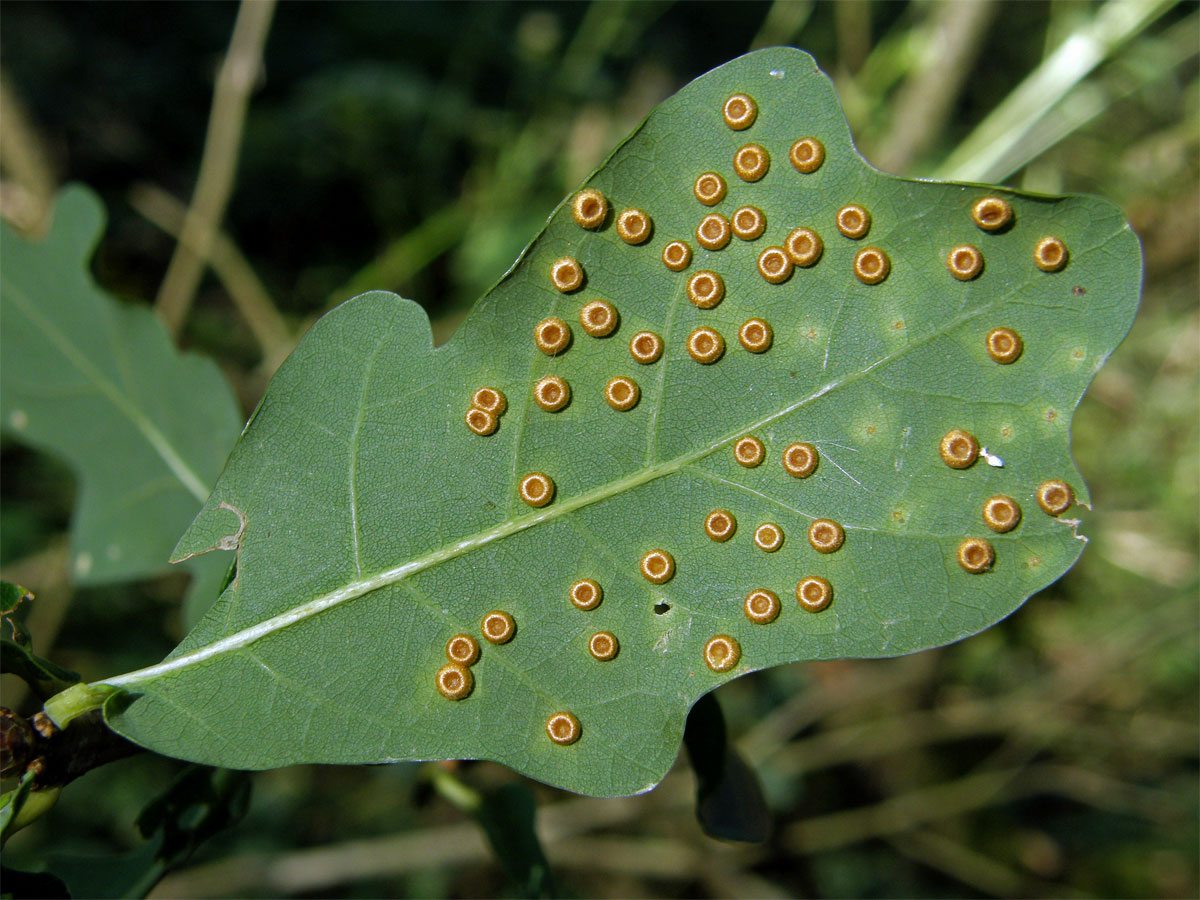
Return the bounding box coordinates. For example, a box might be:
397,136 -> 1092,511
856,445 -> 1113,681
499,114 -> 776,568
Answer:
0,187 -> 241,611
98,48 -> 1141,797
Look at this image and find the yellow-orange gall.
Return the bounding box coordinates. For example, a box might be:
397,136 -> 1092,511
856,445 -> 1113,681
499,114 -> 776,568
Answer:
694,172 -> 727,206
789,137 -> 825,174
722,93 -> 757,130
534,317 -> 571,355
436,663 -> 473,700
445,634 -> 480,667
482,610 -> 516,644
731,206 -> 766,241
939,429 -> 978,469
704,635 -> 741,672
579,299 -> 618,337
662,240 -> 692,272
465,408 -> 497,436
1036,479 -> 1075,516
546,711 -> 581,745
972,196 -> 1012,231
753,522 -> 784,552
572,189 -> 608,229
836,204 -> 871,239
687,326 -> 725,364
854,247 -> 890,285
986,327 -> 1023,364
1034,236 -> 1068,272
808,519 -> 844,554
696,213 -> 732,251
947,244 -> 984,281
957,538 -> 995,573
758,246 -> 793,284
518,472 -> 555,508
616,208 -> 652,245
744,589 -> 781,624
570,578 -> 603,611
605,376 -> 640,411
704,509 -> 737,542
640,549 -> 675,584
533,375 -> 570,412
796,576 -> 832,612
550,256 -> 584,292
782,442 -> 818,478
629,330 -> 664,365
983,495 -> 1022,533
471,387 -> 507,416
687,270 -> 725,308
588,631 -> 619,661
734,143 -> 770,182
739,318 -> 773,353
785,227 -> 823,267
735,436 -> 765,468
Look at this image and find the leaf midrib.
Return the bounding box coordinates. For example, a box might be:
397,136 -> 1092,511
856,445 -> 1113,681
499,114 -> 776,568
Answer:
102,292 -> 1001,689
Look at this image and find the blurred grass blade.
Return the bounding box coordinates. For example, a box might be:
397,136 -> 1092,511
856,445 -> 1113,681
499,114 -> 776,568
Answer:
936,0 -> 1177,182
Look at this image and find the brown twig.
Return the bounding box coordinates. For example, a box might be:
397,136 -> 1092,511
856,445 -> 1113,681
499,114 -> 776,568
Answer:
154,0 -> 276,340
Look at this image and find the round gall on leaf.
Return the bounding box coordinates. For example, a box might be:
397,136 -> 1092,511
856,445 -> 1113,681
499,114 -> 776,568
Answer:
693,172 -> 727,206
972,196 -> 1012,231
957,538 -> 995,574
735,436 -> 765,468
782,442 -> 818,477
436,663 -> 474,701
572,189 -> 608,229
588,631 -> 619,662
704,509 -> 736,542
579,300 -> 618,338
640,549 -> 675,584
482,610 -> 516,644
939,429 -> 979,469
550,257 -> 584,292
687,271 -> 725,308
470,387 -> 507,416
987,327 -> 1024,364
604,376 -> 639,411
744,589 -> 781,625
662,240 -> 692,272
546,712 -> 581,745
757,247 -> 793,284
704,635 -> 741,672
734,143 -> 769,182
947,245 -> 984,281
789,137 -> 825,173
570,579 -> 602,611
836,204 -> 870,239
629,330 -> 663,364
616,209 -> 652,245
687,327 -> 725,364
533,375 -> 570,412
753,522 -> 783,552
464,407 -> 497,436
722,93 -> 757,130
785,227 -> 823,267
796,576 -> 832,612
1037,480 -> 1075,516
1034,236 -> 1068,272
731,206 -> 766,241
853,247 -> 890,284
518,472 -> 555,508
445,634 -> 480,667
808,519 -> 844,553
534,317 -> 571,355
738,318 -> 772,353
983,495 -> 1022,533
696,213 -> 731,251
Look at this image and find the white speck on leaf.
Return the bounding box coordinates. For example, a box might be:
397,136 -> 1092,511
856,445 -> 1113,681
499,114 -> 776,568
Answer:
75,552 -> 92,577
9,409 -> 27,430
980,446 -> 1004,467
769,69 -> 785,78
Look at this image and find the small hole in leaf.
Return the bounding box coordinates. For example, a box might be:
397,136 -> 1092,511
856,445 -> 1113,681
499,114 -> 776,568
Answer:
653,601 -> 671,615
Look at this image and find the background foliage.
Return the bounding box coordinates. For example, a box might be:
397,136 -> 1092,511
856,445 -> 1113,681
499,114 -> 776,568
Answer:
1,1 -> 1196,897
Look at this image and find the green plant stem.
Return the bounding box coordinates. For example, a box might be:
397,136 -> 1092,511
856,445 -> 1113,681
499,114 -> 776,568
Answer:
935,0 -> 1176,182
131,182 -> 294,373
154,0 -> 276,340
